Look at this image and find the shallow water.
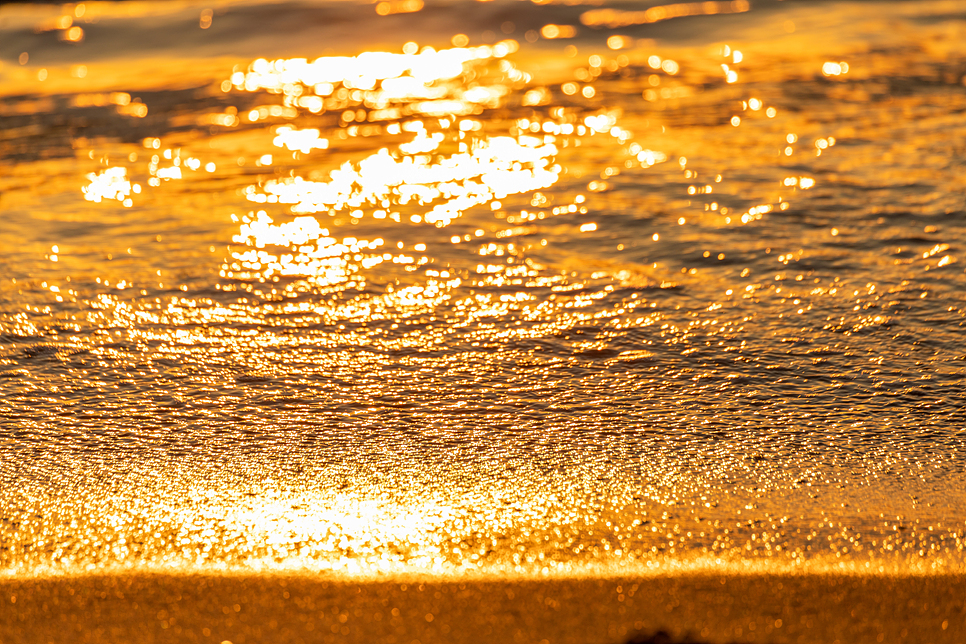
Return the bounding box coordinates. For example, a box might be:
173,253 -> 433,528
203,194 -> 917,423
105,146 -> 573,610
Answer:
1,0 -> 965,577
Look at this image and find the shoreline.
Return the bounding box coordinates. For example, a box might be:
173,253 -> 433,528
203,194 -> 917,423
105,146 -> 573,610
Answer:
4,550 -> 965,582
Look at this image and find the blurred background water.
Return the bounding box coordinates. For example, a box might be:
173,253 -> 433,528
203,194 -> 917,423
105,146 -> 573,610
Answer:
1,0 -> 965,576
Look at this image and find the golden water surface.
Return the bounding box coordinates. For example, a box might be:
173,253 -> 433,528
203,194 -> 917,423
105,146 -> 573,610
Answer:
1,0 -> 966,579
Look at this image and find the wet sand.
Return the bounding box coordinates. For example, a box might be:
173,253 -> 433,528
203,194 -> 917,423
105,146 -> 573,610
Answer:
1,572 -> 963,643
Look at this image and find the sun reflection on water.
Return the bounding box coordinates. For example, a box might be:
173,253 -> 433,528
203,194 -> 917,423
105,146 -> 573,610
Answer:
7,0 -> 966,580
250,134 -> 559,226
231,42 -> 523,112
171,486 -> 461,573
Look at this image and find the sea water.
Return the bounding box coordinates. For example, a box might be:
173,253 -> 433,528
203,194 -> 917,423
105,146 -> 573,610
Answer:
1,0 -> 965,576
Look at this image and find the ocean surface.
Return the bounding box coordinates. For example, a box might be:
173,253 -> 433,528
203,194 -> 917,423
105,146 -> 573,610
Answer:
1,0 -> 965,578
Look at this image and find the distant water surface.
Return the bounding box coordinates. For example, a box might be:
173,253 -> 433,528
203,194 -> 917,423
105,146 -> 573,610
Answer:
1,0 -> 965,576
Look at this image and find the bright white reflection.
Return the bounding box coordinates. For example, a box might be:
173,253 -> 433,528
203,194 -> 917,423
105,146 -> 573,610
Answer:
82,167 -> 140,207
273,126 -> 330,153
231,42 -> 525,118
249,135 -> 559,227
225,211 -> 387,285
172,486 -> 460,572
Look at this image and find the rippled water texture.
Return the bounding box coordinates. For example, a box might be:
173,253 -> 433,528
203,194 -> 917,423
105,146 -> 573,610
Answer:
1,0 -> 966,578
